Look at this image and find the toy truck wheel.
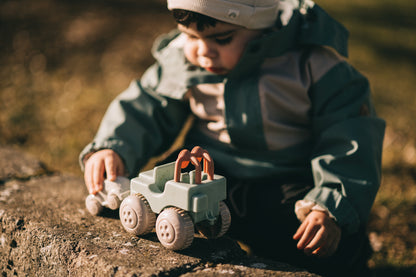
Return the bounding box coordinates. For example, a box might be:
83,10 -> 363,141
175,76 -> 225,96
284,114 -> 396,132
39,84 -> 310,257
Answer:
197,201 -> 231,239
85,195 -> 104,215
156,207 -> 194,250
107,193 -> 121,210
119,194 -> 156,236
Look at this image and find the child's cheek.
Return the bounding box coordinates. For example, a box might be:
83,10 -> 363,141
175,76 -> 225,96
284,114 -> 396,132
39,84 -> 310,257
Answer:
222,49 -> 242,71
183,43 -> 199,67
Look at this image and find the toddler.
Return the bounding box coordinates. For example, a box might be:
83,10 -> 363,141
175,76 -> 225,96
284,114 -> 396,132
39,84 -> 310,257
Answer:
80,0 -> 385,275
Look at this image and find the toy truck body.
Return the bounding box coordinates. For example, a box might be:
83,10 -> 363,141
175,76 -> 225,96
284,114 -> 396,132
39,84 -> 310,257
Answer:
119,147 -> 231,250
130,161 -> 226,223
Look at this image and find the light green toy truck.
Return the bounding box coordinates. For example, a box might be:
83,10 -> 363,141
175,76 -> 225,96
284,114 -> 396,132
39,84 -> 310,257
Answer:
119,146 -> 231,250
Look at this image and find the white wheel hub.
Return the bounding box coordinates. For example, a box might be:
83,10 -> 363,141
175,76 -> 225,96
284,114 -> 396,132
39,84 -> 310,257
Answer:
158,219 -> 175,243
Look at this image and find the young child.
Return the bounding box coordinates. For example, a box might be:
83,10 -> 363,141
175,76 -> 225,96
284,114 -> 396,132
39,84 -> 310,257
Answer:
80,0 -> 385,275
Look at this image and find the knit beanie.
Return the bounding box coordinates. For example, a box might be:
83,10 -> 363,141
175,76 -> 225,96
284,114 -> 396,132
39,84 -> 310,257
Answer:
167,0 -> 280,29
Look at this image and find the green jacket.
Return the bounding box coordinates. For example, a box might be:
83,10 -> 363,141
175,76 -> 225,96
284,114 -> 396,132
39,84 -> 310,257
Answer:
80,4 -> 385,234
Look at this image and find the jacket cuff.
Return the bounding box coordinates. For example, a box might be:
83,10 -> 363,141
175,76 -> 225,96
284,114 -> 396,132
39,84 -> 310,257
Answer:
294,200 -> 335,222
303,186 -> 360,234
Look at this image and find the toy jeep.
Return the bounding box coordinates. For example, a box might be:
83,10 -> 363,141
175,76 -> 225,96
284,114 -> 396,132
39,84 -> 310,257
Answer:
119,146 -> 231,250
85,176 -> 130,215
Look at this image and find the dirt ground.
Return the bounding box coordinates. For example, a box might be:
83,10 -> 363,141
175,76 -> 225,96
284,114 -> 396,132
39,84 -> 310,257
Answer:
0,146 -> 320,276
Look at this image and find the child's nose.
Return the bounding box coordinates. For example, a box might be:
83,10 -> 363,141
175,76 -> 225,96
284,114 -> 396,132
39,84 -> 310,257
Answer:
197,40 -> 216,58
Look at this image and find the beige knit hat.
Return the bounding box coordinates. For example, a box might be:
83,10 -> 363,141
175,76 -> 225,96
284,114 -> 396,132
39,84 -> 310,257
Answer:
167,0 -> 280,29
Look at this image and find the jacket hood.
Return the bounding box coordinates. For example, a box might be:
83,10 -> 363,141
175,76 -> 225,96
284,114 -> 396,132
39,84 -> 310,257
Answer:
277,0 -> 349,57
227,2 -> 349,78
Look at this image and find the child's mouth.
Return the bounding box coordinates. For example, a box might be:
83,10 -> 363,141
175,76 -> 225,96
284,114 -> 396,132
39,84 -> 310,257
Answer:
205,67 -> 227,75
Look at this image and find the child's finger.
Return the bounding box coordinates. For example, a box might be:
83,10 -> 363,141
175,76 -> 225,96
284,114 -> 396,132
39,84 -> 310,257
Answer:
92,161 -> 105,194
313,235 -> 336,257
317,221 -> 341,257
104,156 -> 117,181
296,223 -> 318,250
116,163 -> 125,177
293,220 -> 307,240
83,167 -> 90,192
84,162 -> 94,194
305,228 -> 327,255
311,228 -> 340,257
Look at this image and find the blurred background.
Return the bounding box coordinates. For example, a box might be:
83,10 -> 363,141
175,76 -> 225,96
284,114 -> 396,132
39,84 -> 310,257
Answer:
0,0 -> 415,275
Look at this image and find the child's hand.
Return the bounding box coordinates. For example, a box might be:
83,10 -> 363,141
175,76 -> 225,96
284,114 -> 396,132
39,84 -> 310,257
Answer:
84,149 -> 125,195
293,210 -> 341,258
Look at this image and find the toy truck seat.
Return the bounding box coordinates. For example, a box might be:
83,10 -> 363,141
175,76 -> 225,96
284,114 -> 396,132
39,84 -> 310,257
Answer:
137,161 -> 176,193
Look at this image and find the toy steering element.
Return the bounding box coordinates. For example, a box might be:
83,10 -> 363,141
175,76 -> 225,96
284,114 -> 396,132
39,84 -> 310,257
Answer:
191,146 -> 214,181
174,146 -> 214,184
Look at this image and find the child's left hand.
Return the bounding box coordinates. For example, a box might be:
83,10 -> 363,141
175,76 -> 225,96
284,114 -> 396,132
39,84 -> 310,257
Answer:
293,210 -> 341,258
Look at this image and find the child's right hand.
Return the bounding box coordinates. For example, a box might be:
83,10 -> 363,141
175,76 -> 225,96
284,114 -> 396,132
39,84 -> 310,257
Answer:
293,210 -> 341,258
84,149 -> 125,195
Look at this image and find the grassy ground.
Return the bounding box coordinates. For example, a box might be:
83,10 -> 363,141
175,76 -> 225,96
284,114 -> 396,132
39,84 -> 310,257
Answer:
1,0 -> 415,275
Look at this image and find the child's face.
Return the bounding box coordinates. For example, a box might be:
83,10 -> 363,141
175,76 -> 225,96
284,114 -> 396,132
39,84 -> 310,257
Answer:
178,22 -> 263,75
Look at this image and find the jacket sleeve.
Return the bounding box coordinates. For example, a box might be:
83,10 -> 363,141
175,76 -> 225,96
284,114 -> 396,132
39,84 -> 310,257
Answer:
79,63 -> 190,177
305,61 -> 385,234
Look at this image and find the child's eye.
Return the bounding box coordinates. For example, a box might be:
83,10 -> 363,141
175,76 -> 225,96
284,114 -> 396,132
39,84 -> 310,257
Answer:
215,36 -> 233,45
187,35 -> 198,41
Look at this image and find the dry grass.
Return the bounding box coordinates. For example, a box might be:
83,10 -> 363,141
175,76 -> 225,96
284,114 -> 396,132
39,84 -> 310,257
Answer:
1,0 -> 415,275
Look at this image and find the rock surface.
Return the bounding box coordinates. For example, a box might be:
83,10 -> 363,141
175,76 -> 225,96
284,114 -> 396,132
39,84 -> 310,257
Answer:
0,146 -> 320,276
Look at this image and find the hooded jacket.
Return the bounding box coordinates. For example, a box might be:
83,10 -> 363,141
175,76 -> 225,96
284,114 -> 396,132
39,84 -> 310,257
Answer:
80,2 -> 385,234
